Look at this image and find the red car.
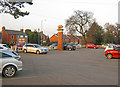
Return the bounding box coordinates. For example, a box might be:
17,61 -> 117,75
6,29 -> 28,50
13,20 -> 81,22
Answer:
85,43 -> 98,49
105,47 -> 120,59
12,44 -> 24,48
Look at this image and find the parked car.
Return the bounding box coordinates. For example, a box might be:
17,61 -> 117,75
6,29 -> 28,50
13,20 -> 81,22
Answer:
63,43 -> 76,51
85,43 -> 98,49
104,44 -> 117,52
12,43 -> 24,48
101,44 -> 108,48
23,44 -> 48,54
105,47 -> 120,59
75,44 -> 82,48
0,50 -> 22,78
0,44 -> 10,50
49,43 -> 57,50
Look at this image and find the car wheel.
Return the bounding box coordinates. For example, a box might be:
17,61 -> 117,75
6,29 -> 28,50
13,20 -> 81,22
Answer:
3,65 -> 16,78
24,49 -> 27,53
107,54 -> 113,59
36,50 -> 40,54
69,48 -> 72,51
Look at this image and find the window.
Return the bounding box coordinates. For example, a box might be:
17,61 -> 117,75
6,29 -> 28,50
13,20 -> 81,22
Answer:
12,51 -> 19,56
3,45 -> 9,48
0,53 -> 12,58
114,48 -> 120,51
11,35 -> 14,39
11,41 -> 15,44
0,47 -> 3,49
26,45 -> 34,47
34,45 -> 41,48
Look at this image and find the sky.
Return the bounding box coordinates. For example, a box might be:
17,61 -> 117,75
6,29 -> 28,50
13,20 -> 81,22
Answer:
0,0 -> 119,37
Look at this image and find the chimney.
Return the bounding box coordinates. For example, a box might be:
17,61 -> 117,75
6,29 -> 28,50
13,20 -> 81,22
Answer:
40,31 -> 43,33
2,26 -> 5,32
20,29 -> 23,32
71,34 -> 73,37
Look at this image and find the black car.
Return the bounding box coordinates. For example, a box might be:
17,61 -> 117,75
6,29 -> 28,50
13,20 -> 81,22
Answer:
63,43 -> 76,51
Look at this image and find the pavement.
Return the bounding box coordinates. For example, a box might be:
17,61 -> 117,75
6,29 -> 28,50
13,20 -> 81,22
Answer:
2,48 -> 118,85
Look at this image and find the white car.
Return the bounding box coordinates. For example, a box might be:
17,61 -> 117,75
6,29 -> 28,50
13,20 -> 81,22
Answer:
76,44 -> 82,48
23,44 -> 48,54
0,44 -> 10,50
104,45 -> 116,52
49,43 -> 57,50
0,50 -> 23,78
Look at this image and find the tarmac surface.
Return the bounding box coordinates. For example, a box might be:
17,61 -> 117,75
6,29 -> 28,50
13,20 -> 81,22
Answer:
2,48 -> 118,85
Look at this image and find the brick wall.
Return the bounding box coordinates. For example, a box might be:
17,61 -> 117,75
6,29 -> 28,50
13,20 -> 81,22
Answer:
50,34 -> 58,42
2,27 -> 9,43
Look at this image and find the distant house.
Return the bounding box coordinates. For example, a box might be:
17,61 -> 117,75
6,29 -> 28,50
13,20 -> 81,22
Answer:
2,26 -> 27,44
0,32 -> 2,43
39,31 -> 48,43
50,33 -> 82,44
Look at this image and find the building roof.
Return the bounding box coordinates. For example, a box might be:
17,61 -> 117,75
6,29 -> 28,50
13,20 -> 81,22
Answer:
55,34 -> 70,39
5,30 -> 27,36
39,32 -> 47,37
54,33 -> 82,40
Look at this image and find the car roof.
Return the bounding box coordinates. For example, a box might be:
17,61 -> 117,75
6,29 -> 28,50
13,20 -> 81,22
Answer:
115,46 -> 120,48
0,44 -> 6,46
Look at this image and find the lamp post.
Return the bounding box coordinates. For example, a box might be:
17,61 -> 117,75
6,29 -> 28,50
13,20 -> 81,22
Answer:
40,19 -> 46,45
38,28 -> 40,44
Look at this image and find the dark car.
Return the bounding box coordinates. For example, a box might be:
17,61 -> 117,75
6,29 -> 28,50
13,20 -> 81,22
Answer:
63,43 -> 76,51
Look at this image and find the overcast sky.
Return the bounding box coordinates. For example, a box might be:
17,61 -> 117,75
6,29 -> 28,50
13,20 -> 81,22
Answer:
0,0 -> 119,36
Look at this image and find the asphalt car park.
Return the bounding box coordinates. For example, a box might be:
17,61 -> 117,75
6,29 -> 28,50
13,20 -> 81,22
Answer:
2,48 -> 118,85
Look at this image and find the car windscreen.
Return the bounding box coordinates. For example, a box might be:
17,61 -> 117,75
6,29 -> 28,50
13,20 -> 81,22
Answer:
34,45 -> 42,48
12,51 -> 19,56
3,45 -> 9,48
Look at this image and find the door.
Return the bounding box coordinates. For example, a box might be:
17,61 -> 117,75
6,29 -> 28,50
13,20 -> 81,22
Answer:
114,48 -> 120,58
26,45 -> 31,52
0,52 -> 13,73
30,45 -> 37,53
118,48 -> 120,58
27,45 -> 35,52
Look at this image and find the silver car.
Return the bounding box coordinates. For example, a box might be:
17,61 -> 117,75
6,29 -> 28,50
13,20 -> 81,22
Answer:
23,44 -> 48,54
0,44 -> 11,50
0,50 -> 22,78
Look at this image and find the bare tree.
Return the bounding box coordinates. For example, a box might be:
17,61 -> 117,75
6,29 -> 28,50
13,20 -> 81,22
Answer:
65,10 -> 94,43
0,0 -> 33,19
104,23 -> 119,44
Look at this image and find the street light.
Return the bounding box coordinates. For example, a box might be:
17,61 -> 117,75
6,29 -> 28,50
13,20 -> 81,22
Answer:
40,19 -> 46,45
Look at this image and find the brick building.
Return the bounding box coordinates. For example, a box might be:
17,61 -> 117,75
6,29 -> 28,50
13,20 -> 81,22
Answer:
39,31 -> 48,43
2,26 -> 27,44
50,33 -> 82,44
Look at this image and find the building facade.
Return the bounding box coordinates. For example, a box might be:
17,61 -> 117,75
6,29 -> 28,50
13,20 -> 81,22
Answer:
39,31 -> 48,43
2,26 -> 27,44
50,33 -> 82,44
